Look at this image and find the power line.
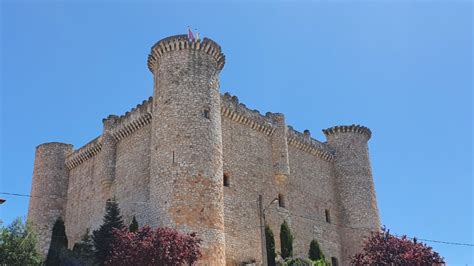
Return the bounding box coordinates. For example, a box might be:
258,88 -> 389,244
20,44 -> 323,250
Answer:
2,191 -> 472,247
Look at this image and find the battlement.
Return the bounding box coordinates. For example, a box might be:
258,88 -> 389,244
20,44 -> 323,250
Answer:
65,93 -> 342,169
323,124 -> 372,140
65,136 -> 102,169
221,92 -> 275,136
108,97 -> 153,141
287,127 -> 335,162
147,35 -> 225,72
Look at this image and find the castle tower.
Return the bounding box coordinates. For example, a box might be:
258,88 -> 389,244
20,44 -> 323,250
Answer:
323,125 -> 380,264
147,35 -> 226,264
28,142 -> 73,257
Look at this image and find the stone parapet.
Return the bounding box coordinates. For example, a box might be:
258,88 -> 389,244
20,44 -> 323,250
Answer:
65,97 -> 153,170
287,127 -> 335,162
221,92 -> 275,136
322,124 -> 372,140
148,34 -> 225,72
65,136 -> 102,169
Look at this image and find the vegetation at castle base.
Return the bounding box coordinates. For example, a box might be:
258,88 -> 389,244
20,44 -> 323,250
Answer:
280,220 -> 294,259
265,224 -> 276,266
105,225 -> 202,266
0,217 -> 42,265
128,215 -> 139,233
308,239 -> 324,261
351,227 -> 445,265
276,257 -> 328,266
92,197 -> 125,265
45,217 -> 68,266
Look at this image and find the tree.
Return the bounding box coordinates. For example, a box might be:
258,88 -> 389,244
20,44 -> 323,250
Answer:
265,225 -> 276,266
92,198 -> 125,265
0,217 -> 41,265
105,225 -> 202,266
308,239 -> 324,261
45,217 -> 68,266
128,216 -> 139,233
280,220 -> 293,259
72,228 -> 94,258
352,227 -> 445,265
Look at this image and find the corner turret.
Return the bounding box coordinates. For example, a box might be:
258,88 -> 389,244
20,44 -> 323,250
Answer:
323,124 -> 380,264
28,142 -> 73,258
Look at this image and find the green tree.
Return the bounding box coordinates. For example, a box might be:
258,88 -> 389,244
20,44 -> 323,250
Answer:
0,217 -> 41,265
308,239 -> 324,261
280,220 -> 293,259
128,216 -> 139,233
265,225 -> 276,266
73,228 -> 94,257
92,197 -> 124,265
45,217 -> 68,266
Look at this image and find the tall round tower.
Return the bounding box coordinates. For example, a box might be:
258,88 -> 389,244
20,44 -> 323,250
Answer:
147,35 -> 226,264
28,142 -> 73,257
323,125 -> 380,265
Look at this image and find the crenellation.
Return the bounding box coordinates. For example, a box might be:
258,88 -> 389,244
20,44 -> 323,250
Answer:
221,92 -> 275,136
287,127 -> 335,162
65,136 -> 102,170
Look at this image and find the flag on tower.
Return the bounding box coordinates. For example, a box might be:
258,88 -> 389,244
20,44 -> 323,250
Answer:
188,27 -> 195,41
195,29 -> 200,41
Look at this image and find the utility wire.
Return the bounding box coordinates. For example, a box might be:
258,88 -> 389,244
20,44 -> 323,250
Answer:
2,191 -> 473,247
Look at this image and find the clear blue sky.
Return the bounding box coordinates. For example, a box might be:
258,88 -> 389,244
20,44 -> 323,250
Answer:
1,1 -> 472,264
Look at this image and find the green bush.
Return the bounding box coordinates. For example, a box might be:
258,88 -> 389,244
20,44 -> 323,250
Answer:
280,221 -> 293,259
45,217 -> 68,266
265,225 -> 276,266
0,218 -> 41,265
308,239 -> 324,261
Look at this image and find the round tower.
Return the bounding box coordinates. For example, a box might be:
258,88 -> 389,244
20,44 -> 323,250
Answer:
148,35 -> 226,264
28,142 -> 73,257
323,125 -> 380,264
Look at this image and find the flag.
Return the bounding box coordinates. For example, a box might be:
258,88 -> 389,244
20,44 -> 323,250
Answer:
195,29 -> 200,41
188,27 -> 195,41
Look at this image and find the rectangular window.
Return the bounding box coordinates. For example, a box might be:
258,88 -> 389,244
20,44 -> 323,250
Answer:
223,173 -> 230,187
325,209 -> 331,223
278,194 -> 286,208
331,257 -> 338,266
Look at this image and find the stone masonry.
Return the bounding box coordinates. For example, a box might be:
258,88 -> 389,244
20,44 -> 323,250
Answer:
28,35 -> 381,265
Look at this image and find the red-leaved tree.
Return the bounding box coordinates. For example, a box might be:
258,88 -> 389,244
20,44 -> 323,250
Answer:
105,226 -> 201,266
352,227 -> 445,265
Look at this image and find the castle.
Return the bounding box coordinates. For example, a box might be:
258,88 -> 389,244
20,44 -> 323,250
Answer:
28,35 -> 380,265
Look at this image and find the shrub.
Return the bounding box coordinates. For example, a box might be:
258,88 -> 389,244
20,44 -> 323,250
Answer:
308,239 -> 324,261
352,226 -> 444,265
92,198 -> 125,264
128,216 -> 139,233
280,220 -> 293,259
265,225 -> 276,266
105,225 -> 202,265
0,218 -> 41,265
45,217 -> 68,266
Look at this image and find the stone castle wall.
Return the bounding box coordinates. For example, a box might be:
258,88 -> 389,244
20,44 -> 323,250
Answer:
28,35 -> 380,265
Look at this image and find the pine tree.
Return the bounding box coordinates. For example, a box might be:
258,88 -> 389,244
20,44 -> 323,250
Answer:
265,225 -> 276,266
73,228 -> 94,256
128,216 -> 139,233
308,239 -> 324,261
280,220 -> 293,259
45,217 -> 68,266
92,197 -> 124,265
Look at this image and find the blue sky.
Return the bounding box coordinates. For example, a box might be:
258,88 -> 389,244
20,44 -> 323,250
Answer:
1,1 -> 472,264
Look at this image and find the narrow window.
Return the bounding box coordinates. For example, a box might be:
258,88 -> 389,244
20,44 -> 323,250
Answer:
331,257 -> 338,266
223,173 -> 230,187
325,209 -> 331,223
278,194 -> 286,208
203,109 -> 210,119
